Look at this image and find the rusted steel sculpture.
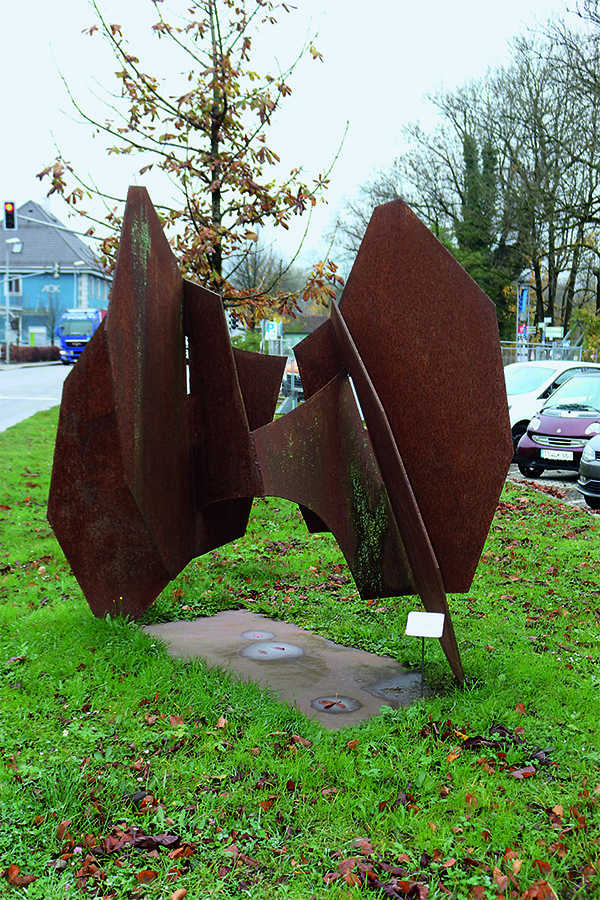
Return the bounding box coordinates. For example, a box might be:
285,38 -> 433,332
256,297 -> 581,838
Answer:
48,187 -> 513,683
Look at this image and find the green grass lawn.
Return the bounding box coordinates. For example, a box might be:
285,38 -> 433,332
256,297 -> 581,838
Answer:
1,408 -> 599,899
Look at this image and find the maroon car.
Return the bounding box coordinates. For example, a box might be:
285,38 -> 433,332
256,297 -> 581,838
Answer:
516,372 -> 600,477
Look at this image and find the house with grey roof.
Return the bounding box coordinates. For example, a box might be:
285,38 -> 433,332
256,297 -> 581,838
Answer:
2,201 -> 111,347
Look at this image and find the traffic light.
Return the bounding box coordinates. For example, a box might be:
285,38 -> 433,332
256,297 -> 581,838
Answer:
3,202 -> 16,230
53,262 -> 60,278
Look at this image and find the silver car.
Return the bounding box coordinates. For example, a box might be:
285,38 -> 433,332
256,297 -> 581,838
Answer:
577,432 -> 600,509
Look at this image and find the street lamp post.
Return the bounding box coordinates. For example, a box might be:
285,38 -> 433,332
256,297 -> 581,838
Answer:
4,237 -> 21,365
73,260 -> 85,309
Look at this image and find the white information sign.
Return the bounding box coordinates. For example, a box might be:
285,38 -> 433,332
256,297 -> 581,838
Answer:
405,611 -> 445,638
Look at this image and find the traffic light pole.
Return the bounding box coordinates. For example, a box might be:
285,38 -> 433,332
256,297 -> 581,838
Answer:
4,249 -> 9,366
4,202 -> 17,364
4,241 -> 11,365
4,239 -> 22,364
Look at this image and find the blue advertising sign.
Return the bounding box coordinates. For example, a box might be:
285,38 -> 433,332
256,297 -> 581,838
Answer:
518,286 -> 529,314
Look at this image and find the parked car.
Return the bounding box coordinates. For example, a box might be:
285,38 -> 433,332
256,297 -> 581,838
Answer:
577,433 -> 600,509
281,359 -> 304,402
504,360 -> 600,455
515,373 -> 600,477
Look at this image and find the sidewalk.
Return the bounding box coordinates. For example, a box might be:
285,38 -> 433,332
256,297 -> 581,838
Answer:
1,360 -> 63,370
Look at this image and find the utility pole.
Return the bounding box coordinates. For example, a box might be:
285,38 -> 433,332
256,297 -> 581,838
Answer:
4,238 -> 22,364
4,248 -> 8,366
4,201 -> 19,365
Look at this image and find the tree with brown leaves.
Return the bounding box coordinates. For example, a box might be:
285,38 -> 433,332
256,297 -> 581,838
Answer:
38,0 -> 343,324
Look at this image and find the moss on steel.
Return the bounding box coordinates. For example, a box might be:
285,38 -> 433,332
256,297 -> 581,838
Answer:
350,460 -> 388,597
130,210 -> 152,291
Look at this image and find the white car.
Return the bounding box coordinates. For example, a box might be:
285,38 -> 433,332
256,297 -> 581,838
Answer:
505,360 -> 600,455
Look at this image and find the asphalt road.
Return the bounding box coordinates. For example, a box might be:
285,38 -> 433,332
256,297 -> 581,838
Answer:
0,363 -> 70,433
508,463 -> 591,512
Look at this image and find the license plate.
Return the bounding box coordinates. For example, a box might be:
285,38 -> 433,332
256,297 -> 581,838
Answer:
541,449 -> 573,461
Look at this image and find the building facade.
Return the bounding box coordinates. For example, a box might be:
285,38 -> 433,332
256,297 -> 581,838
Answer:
2,201 -> 111,347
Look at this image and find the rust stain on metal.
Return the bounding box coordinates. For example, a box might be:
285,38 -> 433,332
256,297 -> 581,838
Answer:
329,303 -> 463,682
294,318 -> 344,399
105,187 -> 192,577
338,201 -> 513,592
253,373 -> 416,600
48,191 -> 513,685
232,348 -> 286,431
47,322 -> 172,619
183,280 -> 286,555
185,279 -> 262,508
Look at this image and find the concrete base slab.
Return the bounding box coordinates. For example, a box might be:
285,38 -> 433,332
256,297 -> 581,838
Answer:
143,610 -> 426,730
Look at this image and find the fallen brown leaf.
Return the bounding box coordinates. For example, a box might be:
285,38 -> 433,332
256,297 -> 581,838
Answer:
469,887 -> 486,899
493,865 -> 509,891
57,819 -> 72,841
135,869 -> 158,883
5,865 -> 38,887
511,765 -> 536,779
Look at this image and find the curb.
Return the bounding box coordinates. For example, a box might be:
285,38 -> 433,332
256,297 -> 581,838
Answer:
1,361 -> 63,370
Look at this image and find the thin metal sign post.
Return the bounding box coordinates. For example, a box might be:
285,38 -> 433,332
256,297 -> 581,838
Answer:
405,611 -> 446,696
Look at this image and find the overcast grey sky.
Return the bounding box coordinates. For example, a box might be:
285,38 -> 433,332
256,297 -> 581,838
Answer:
4,0 -> 576,262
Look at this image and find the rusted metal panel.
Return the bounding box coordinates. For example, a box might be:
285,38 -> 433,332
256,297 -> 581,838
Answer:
329,302 -> 463,683
339,199 -> 512,593
183,284 -> 287,555
294,319 -> 345,398
105,186 -> 193,577
47,322 -> 172,619
232,348 -> 287,431
193,497 -> 255,557
285,320 -> 345,536
297,504 -> 331,535
184,284 -> 286,557
253,373 -> 416,600
184,280 -> 262,508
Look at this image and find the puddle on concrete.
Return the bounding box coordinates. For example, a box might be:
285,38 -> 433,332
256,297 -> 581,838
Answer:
143,610 -> 428,730
240,641 -> 305,661
311,695 -> 362,714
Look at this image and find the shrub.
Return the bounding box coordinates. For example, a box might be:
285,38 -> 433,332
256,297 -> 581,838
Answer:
0,344 -> 60,363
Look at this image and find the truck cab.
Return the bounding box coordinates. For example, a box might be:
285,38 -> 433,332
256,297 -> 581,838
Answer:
56,308 -> 107,365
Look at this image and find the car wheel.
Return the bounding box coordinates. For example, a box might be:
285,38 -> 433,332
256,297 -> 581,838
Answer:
518,463 -> 545,478
585,496 -> 600,510
512,427 -> 527,458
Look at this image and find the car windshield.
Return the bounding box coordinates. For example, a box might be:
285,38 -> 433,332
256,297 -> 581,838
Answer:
504,364 -> 557,395
543,376 -> 600,413
61,319 -> 95,336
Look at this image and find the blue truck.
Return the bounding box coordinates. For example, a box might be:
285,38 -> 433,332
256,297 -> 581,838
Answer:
56,308 -> 107,365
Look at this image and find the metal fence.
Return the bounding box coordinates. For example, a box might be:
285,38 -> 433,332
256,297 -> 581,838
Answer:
500,341 -> 599,366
